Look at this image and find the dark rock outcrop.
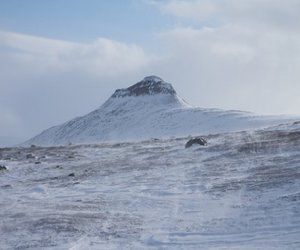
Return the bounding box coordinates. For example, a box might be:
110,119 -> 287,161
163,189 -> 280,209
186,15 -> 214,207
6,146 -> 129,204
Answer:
26,153 -> 35,159
0,165 -> 7,171
185,137 -> 207,148
112,76 -> 176,98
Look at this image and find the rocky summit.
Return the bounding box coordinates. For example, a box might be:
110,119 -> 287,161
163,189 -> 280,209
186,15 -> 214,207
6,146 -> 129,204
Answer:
111,76 -> 176,98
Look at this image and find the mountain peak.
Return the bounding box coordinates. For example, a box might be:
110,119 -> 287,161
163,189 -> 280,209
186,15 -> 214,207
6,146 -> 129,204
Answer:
142,75 -> 163,82
111,76 -> 176,98
24,74 -> 295,146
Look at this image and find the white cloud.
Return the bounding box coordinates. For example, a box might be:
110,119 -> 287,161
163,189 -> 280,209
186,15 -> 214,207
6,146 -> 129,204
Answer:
155,25 -> 300,114
144,0 -> 300,115
0,30 -> 148,77
158,0 -> 300,29
0,30 -> 150,138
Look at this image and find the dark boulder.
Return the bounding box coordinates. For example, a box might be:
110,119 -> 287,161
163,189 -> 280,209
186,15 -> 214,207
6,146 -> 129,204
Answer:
0,165 -> 7,171
26,153 -> 35,159
185,137 -> 207,148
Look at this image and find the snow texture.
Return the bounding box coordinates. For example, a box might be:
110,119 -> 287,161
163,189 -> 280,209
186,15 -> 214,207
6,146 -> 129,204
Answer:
24,76 -> 296,146
1,123 -> 300,249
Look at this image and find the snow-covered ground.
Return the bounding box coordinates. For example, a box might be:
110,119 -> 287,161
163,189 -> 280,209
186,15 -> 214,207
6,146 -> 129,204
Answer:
1,122 -> 300,249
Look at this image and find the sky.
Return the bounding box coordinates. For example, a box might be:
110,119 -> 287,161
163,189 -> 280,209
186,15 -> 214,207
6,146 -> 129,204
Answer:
1,0 -> 300,145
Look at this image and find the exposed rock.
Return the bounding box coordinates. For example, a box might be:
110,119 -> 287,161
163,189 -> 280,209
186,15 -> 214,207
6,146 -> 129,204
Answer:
26,153 -> 35,159
35,161 -> 41,164
185,137 -> 207,148
68,173 -> 75,177
0,165 -> 7,171
112,76 -> 176,98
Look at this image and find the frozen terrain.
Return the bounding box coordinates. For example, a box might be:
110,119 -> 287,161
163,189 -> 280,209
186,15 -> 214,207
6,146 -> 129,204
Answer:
1,121 -> 300,249
24,76 -> 295,146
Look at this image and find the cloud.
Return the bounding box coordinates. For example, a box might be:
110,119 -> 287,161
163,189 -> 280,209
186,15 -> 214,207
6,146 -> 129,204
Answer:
157,0 -> 300,29
144,0 -> 300,115
0,30 -> 148,77
154,26 -> 300,113
0,30 -> 150,139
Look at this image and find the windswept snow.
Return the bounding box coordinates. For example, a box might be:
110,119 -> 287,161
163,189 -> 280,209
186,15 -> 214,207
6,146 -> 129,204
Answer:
1,124 -> 300,249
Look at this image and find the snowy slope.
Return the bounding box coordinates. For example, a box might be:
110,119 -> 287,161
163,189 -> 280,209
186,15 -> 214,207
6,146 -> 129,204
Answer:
24,76 -> 295,146
1,124 -> 300,249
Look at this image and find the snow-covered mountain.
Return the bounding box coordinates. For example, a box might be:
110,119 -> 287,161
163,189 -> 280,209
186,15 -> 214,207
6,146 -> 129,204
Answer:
25,76 -> 294,146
